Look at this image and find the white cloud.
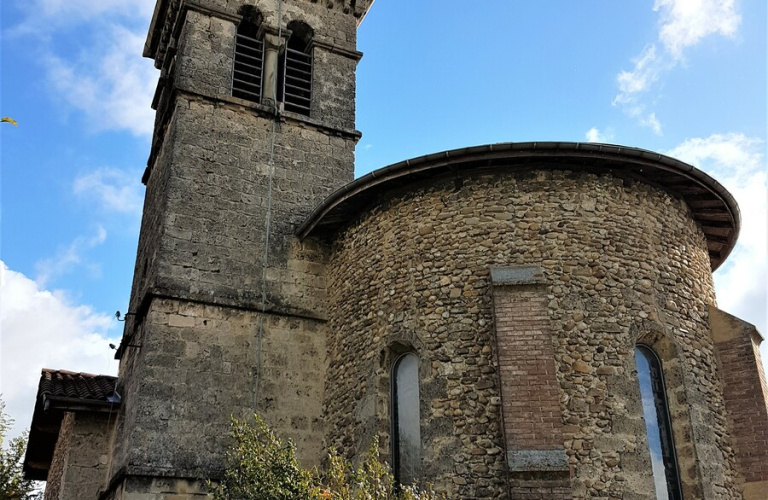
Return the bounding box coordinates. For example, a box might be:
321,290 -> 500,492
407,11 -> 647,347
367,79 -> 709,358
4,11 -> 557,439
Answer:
10,0 -> 155,36
616,45 -> 662,98
640,112 -> 663,136
613,46 -> 668,134
73,167 -> 145,215
9,1 -> 158,137
0,262 -> 119,440
44,25 -> 157,137
614,1 -> 742,130
665,133 -> 767,337
35,226 -> 108,288
654,0 -> 741,58
585,127 -> 615,143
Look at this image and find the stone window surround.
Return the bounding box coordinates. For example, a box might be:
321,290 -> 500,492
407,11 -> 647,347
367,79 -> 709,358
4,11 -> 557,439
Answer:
630,321 -> 707,499
154,1 -> 363,133
391,351 -> 422,486
374,337 -> 427,480
635,343 -> 683,500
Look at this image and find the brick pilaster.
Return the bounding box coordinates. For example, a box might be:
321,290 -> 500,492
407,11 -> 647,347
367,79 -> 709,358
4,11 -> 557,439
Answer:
709,306 -> 768,500
491,266 -> 570,499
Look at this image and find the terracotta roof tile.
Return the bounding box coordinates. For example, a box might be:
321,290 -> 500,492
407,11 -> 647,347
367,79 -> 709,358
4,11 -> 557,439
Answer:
38,369 -> 118,402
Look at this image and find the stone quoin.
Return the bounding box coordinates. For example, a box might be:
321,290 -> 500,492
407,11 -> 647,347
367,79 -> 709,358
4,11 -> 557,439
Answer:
22,1 -> 768,499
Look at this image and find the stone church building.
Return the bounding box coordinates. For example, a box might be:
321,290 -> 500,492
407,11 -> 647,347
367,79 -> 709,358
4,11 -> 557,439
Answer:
23,1 -> 768,499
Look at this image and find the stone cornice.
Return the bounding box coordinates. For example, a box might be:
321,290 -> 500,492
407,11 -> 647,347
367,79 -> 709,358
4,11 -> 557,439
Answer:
145,0 -> 377,60
310,39 -> 364,61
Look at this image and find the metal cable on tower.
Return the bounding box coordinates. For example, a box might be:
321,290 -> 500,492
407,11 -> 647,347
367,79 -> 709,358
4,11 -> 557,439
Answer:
253,0 -> 284,413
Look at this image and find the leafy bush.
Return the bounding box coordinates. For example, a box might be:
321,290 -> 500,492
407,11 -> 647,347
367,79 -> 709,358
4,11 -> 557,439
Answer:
210,415 -> 446,500
208,415 -> 320,500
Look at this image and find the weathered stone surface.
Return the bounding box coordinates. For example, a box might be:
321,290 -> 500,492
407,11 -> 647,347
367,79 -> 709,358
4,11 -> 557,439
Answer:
45,412 -> 113,500
321,170 -> 741,499
53,2 -> 760,500
108,1 -> 359,498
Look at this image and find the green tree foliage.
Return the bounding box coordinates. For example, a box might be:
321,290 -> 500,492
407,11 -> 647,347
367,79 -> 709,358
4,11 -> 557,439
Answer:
324,438 -> 445,500
210,415 -> 446,500
0,399 -> 39,500
209,415 -> 321,500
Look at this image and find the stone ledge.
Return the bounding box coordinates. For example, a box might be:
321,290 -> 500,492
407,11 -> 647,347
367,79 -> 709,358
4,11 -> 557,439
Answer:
491,266 -> 547,286
507,449 -> 570,472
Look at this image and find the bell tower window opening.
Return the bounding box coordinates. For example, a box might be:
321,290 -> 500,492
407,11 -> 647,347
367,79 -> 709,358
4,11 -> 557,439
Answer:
279,21 -> 313,116
635,345 -> 683,500
232,7 -> 264,103
391,352 -> 421,487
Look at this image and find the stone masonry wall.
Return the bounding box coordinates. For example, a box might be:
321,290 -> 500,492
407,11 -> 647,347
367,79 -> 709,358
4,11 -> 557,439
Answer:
44,412 -> 74,500
58,413 -> 113,500
111,296 -> 327,482
110,1 -> 360,496
130,1 -> 358,319
138,95 -> 348,316
322,169 -> 740,499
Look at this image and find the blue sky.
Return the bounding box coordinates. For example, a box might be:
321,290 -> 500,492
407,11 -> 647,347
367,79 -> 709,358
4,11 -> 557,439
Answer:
1,0 -> 766,439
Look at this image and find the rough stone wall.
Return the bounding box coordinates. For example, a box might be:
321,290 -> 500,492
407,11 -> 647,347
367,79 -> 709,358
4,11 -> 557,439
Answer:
130,2 -> 358,319
44,412 -> 74,500
322,169 -> 740,499
112,1 -> 358,491
45,412 -> 113,500
126,108 -> 175,318
59,413 -> 113,500
137,95 -> 348,316
111,295 -> 327,483
106,478 -> 208,500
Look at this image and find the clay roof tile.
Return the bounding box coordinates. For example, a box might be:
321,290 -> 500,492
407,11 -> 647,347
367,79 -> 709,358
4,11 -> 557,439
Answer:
38,368 -> 118,402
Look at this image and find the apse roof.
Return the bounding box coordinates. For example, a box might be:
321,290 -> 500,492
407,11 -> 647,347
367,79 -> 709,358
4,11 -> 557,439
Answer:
297,142 -> 740,271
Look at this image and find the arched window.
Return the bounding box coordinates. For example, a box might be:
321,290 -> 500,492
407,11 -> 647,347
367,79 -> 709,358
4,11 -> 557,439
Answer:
280,21 -> 313,116
635,345 -> 682,500
391,353 -> 421,486
232,6 -> 264,103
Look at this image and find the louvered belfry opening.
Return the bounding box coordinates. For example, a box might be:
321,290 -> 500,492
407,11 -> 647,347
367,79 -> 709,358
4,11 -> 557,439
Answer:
280,21 -> 313,116
232,7 -> 264,103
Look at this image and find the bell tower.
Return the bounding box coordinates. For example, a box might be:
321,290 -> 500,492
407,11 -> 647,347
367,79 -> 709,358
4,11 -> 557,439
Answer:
106,1 -> 373,497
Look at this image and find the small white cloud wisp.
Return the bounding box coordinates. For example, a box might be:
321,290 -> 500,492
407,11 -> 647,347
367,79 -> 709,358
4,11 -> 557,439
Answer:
9,0 -> 155,36
73,167 -> 145,216
0,262 -> 119,440
10,1 -> 158,137
35,226 -> 108,288
44,25 -> 157,137
613,0 -> 742,132
585,127 -> 615,144
654,0 -> 741,58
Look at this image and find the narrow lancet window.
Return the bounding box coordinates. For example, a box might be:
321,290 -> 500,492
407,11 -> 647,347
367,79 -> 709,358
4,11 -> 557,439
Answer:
392,353 -> 421,486
635,345 -> 682,500
280,21 -> 313,116
232,7 -> 264,102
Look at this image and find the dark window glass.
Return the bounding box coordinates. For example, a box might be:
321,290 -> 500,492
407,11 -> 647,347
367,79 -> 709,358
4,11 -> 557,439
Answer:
635,345 -> 682,500
392,353 -> 421,486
